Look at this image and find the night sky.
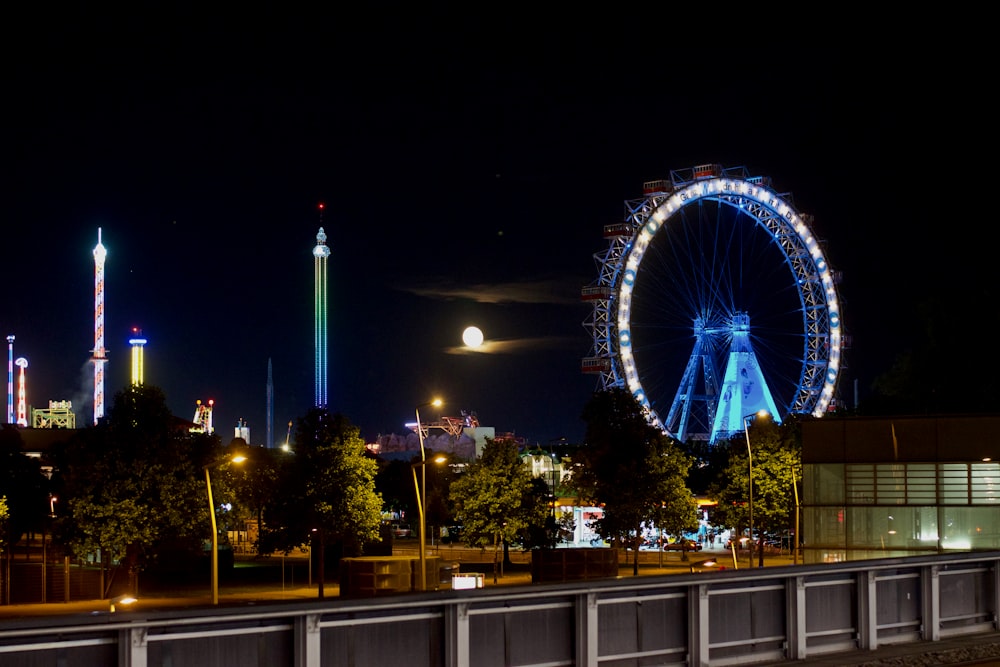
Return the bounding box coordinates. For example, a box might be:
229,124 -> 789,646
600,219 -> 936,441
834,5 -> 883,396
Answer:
5,10 -> 988,447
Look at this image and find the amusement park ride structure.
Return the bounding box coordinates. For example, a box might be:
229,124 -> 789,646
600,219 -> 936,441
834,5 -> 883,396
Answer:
582,164 -> 844,445
406,410 -> 481,439
92,228 -> 108,425
6,335 -> 14,425
14,357 -> 28,427
128,328 -> 147,387
192,399 -> 215,434
32,400 -> 76,429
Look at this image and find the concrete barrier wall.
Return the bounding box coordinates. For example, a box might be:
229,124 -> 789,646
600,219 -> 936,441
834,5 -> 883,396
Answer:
1,551 -> 999,667
530,546 -> 618,582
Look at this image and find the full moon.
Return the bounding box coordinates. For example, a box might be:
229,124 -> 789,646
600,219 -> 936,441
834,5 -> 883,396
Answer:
462,326 -> 484,348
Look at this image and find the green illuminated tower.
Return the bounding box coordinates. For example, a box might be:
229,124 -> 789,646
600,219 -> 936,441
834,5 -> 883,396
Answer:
313,220 -> 330,408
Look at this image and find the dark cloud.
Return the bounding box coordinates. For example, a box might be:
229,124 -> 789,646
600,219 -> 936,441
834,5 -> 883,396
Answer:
399,278 -> 582,306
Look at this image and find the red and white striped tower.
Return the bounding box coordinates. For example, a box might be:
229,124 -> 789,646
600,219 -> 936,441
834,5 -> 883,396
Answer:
92,228 -> 108,424
15,357 -> 27,427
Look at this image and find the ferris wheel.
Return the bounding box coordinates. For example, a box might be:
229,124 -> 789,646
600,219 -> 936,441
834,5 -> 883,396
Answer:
582,164 -> 844,444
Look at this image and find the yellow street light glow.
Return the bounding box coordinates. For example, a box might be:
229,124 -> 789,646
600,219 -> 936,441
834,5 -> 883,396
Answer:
110,594 -> 137,612
206,452 -> 247,605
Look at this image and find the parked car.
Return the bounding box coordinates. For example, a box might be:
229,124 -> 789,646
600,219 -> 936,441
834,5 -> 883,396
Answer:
662,538 -> 702,552
440,524 -> 463,544
391,521 -> 412,538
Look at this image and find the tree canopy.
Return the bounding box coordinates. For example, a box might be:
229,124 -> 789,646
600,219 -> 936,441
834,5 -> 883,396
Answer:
226,442 -> 286,556
260,409 -> 382,597
572,388 -> 699,574
52,384 -> 221,593
0,425 -> 48,550
448,437 -> 538,583
706,416 -> 801,567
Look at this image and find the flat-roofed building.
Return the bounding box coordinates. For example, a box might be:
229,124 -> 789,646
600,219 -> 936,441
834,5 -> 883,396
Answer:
801,414 -> 1000,563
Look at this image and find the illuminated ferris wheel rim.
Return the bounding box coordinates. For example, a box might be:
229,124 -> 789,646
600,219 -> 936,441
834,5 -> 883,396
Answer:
612,172 -> 843,430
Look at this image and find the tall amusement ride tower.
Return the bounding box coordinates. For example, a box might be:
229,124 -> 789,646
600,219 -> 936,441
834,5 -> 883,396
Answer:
129,328 -> 147,386
6,335 -> 14,424
15,357 -> 27,427
92,228 -> 108,424
313,206 -> 330,408
266,358 -> 274,449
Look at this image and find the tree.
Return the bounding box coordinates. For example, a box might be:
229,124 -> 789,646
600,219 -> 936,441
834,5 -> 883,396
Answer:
572,388 -> 699,575
0,425 -> 49,551
424,451 -> 460,541
0,496 -> 8,549
448,437 -> 534,583
863,286 -> 998,415
227,443 -> 285,556
680,438 -> 731,496
375,450 -> 459,541
261,409 -> 383,598
53,385 -> 219,595
375,458 -> 415,520
707,417 -> 801,567
514,476 -> 559,551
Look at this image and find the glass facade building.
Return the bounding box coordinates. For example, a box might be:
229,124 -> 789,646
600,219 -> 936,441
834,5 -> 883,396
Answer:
801,415 -> 1000,564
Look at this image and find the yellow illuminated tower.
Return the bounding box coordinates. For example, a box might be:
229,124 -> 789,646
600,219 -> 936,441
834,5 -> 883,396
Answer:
128,328 -> 147,386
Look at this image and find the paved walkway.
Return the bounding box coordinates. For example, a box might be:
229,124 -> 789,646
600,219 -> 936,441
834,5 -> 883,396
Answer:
0,544 -> 786,619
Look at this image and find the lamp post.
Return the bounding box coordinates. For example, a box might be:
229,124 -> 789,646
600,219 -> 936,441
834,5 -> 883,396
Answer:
791,465 -> 800,565
411,455 -> 446,591
743,410 -> 768,569
548,437 -> 565,522
205,452 -> 246,605
414,398 -> 442,590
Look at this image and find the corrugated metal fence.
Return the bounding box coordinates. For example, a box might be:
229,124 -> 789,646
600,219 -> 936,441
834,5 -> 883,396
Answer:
1,551 -> 998,666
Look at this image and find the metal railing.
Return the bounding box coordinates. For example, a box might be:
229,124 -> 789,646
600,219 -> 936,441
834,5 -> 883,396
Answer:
1,550 -> 998,667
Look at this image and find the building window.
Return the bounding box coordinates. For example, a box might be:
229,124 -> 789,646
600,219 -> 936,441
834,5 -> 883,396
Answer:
846,466 -> 874,504
906,464 -> 936,504
969,462 -> 1000,504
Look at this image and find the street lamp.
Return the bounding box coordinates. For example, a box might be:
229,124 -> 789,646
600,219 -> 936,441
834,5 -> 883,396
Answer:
743,410 -> 769,569
411,455 -> 446,591
413,398 -> 442,587
415,398 -> 443,462
548,437 -> 565,522
205,452 -> 247,605
282,419 -> 292,452
791,464 -> 800,565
